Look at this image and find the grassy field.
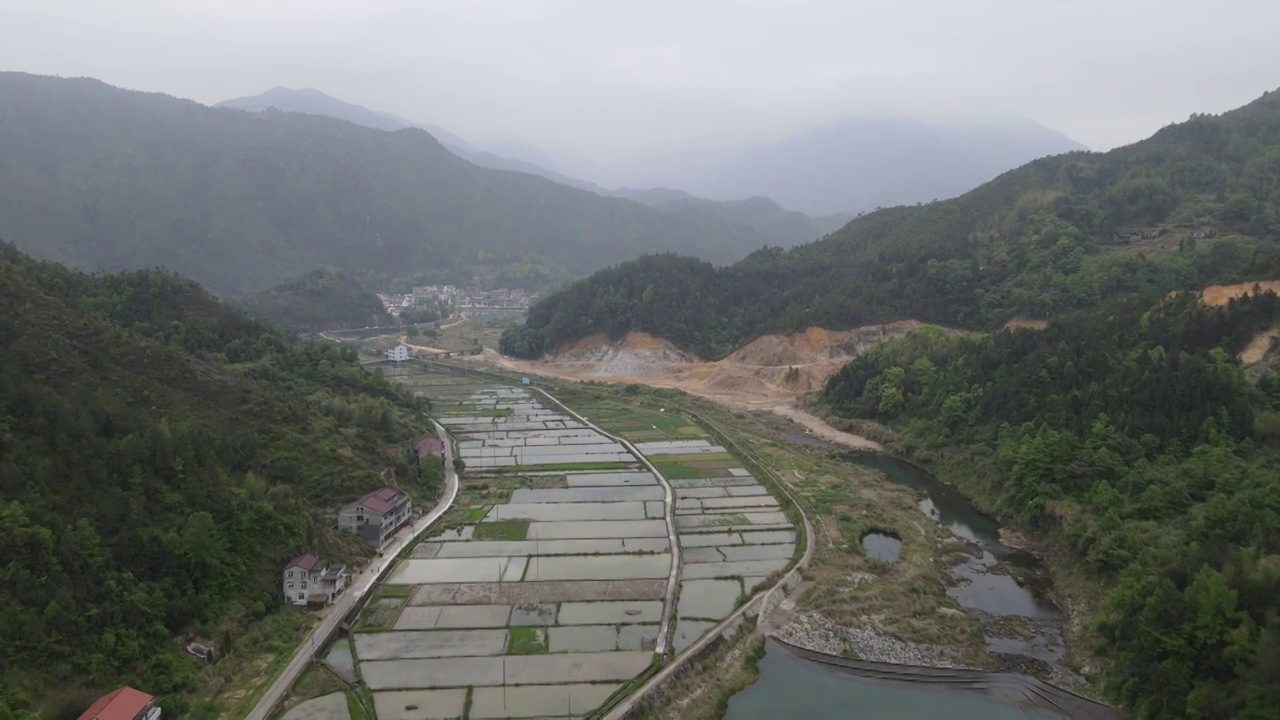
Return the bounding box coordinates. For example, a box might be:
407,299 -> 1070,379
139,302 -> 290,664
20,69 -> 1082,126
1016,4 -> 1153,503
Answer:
651,460 -> 734,480
545,379 -> 983,649
577,401 -> 708,442
280,667 -> 346,712
506,626 -> 549,655
484,460 -> 639,474
209,610 -> 319,719
628,630 -> 765,720
473,519 -> 530,540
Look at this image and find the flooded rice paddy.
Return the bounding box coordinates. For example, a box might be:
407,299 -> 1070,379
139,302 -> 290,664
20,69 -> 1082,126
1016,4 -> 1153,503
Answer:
309,368 -> 800,718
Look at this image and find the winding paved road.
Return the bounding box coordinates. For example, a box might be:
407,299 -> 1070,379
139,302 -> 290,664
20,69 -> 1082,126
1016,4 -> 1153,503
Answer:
530,387 -> 681,656
244,419 -> 460,720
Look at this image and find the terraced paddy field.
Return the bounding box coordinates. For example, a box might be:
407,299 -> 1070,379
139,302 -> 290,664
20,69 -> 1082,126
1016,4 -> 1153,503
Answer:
288,366 -> 801,719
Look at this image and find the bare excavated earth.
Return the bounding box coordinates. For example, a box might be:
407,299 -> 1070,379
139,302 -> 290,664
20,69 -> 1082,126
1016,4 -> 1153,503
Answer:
1188,281 -> 1280,366
474,323 -> 924,453
546,324 -> 920,402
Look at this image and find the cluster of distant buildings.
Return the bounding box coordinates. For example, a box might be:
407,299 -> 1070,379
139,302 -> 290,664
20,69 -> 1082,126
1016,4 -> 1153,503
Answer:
281,438 -> 446,607
377,284 -> 538,317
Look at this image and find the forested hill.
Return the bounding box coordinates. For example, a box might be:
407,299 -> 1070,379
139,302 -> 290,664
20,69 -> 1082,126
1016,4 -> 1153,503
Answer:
612,188 -> 852,248
0,243 -> 432,715
0,72 -> 772,296
502,88 -> 1280,360
240,269 -> 391,332
821,292 -> 1280,719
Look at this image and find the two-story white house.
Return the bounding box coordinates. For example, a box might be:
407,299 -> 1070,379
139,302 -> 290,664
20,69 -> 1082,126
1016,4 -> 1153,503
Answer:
338,487 -> 413,547
282,553 -> 349,606
386,344 -> 412,362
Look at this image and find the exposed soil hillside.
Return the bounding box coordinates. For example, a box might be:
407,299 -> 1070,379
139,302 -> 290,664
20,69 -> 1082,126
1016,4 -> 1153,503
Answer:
1198,281 -> 1280,307
1194,281 -> 1280,365
540,322 -> 920,403
472,322 -> 926,453
1003,318 -> 1050,331
554,332 -> 695,373
1240,327 -> 1280,365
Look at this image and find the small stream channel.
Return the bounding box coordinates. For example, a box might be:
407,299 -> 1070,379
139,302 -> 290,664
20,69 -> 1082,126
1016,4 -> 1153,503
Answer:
725,452 -> 1090,719
847,453 -> 1068,673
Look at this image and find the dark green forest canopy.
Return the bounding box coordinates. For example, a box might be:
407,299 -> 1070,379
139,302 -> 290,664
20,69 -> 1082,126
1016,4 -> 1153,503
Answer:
821,292 -> 1280,719
0,72 -> 778,296
0,243 -> 433,713
239,268 -> 391,332
505,88 -> 1280,360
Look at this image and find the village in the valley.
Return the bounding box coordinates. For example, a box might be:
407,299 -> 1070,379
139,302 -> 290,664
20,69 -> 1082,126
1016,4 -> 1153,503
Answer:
377,285 -> 539,319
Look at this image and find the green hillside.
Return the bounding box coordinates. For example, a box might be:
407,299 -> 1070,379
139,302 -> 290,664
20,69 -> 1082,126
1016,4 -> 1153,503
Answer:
240,269 -> 391,332
0,243 -> 432,716
504,88 -> 1280,359
0,72 -> 773,296
614,188 -> 852,247
821,293 -> 1280,719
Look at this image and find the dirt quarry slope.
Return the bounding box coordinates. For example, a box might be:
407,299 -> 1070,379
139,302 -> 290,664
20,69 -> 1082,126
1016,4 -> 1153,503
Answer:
1191,281 -> 1280,365
1197,281 -> 1280,307
469,323 -> 926,453
539,322 -> 921,406
554,332 -> 695,373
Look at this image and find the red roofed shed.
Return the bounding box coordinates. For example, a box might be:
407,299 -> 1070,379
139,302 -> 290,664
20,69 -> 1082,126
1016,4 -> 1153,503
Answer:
76,686 -> 159,720
416,437 -> 445,460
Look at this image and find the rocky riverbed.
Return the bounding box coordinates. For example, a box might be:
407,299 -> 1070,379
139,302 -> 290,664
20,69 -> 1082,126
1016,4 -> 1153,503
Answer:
774,611 -> 971,668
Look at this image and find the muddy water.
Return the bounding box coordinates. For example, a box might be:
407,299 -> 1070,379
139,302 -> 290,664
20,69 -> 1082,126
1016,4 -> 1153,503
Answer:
725,640 -> 1063,720
860,530 -> 902,562
846,453 -> 1068,672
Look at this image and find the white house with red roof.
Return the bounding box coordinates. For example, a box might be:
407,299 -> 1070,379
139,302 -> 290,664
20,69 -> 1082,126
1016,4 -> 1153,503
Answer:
282,553 -> 349,606
76,686 -> 160,720
338,487 -> 413,547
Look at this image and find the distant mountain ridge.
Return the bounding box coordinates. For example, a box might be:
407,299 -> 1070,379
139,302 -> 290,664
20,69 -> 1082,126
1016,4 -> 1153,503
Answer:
0,72 -> 782,296
502,86 -> 1280,359
619,117 -> 1089,215
614,188 -> 852,247
218,86 -> 608,193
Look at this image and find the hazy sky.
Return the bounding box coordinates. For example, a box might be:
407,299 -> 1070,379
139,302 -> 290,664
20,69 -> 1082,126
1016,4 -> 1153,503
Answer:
2,0 -> 1277,168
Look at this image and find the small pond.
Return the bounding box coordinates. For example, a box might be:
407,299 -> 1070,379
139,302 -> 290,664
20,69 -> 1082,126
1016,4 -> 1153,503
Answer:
860,530 -> 902,562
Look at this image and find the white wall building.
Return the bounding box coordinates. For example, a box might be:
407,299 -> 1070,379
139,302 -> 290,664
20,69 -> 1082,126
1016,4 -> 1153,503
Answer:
282,554 -> 349,606
387,344 -> 412,362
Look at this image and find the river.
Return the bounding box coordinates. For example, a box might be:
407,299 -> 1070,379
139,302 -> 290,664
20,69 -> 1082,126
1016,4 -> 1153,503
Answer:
847,453 -> 1068,672
725,453 -> 1092,719
726,639 -> 1065,720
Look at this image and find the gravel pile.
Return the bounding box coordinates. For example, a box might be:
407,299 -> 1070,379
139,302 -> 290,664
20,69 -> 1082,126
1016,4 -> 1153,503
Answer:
774,611 -> 969,668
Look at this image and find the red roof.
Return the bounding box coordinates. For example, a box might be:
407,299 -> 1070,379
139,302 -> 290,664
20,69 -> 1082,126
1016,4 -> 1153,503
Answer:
285,553 -> 322,571
349,487 -> 405,514
416,438 -> 445,457
77,687 -> 154,720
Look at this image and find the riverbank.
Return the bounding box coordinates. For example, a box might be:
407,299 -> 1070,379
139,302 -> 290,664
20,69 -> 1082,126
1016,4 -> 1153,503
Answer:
441,356 -> 1110,715
729,639 -> 1120,720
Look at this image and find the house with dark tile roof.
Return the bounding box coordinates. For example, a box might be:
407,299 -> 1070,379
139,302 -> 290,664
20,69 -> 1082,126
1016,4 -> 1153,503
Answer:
282,552 -> 349,606
338,487 -> 413,547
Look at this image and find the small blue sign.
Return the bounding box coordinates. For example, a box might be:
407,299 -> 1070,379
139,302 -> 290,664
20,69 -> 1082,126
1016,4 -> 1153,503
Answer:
521,376 -> 531,385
